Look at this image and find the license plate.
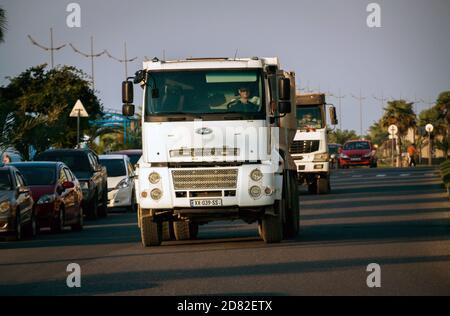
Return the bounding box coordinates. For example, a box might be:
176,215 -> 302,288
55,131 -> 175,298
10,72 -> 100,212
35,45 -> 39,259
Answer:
190,199 -> 223,207
351,157 -> 361,161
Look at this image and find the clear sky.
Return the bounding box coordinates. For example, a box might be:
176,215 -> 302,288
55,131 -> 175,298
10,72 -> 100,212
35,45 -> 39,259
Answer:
1,0 -> 449,134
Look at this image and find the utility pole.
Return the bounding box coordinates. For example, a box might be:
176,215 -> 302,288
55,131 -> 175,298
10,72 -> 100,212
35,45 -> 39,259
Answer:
105,42 -> 138,80
351,89 -> 366,136
28,27 -> 66,68
70,36 -> 106,91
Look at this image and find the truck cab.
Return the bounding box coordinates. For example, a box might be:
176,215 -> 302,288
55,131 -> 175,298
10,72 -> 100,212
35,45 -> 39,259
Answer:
122,57 -> 300,246
291,93 -> 337,194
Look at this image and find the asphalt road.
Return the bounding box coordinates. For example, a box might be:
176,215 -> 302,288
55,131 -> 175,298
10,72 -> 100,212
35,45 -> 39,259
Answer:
1,167 -> 449,296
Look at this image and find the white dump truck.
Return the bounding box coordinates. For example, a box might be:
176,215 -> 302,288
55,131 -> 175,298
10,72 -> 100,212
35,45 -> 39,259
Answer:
121,57 -> 299,246
291,93 -> 338,194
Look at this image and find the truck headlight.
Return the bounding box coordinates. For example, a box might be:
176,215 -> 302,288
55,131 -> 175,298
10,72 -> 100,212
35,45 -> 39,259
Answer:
37,194 -> 56,205
0,201 -> 11,214
149,172 -> 161,184
150,188 -> 162,200
313,153 -> 329,162
250,169 -> 263,182
249,186 -> 262,199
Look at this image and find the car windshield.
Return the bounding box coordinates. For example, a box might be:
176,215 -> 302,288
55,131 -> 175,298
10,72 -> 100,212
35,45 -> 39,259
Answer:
0,171 -> 12,190
100,159 -> 126,177
296,106 -> 324,129
15,166 -> 56,185
145,69 -> 264,119
36,153 -> 91,172
344,142 -> 370,150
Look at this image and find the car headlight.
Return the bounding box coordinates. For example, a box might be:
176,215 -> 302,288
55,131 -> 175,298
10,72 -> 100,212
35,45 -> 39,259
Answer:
250,169 -> 263,182
330,154 -> 336,159
314,153 -> 329,162
249,186 -> 262,199
0,201 -> 11,214
115,178 -> 130,190
149,172 -> 161,184
37,194 -> 56,205
150,188 -> 162,200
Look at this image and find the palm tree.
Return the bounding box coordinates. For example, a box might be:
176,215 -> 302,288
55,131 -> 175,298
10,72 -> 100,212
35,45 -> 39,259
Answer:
381,100 -> 417,163
0,7 -> 7,43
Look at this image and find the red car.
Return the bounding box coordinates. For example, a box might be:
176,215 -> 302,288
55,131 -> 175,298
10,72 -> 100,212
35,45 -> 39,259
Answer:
10,162 -> 84,232
338,140 -> 378,168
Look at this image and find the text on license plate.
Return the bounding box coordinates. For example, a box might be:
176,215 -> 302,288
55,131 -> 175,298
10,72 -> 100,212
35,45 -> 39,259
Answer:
351,158 -> 361,161
190,199 -> 223,207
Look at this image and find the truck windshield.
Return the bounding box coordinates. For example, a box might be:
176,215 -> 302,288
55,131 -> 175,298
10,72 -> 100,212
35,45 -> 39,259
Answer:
296,106 -> 324,129
145,69 -> 265,120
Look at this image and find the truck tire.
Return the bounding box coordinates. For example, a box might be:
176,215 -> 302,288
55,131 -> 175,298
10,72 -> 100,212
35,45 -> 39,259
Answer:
317,178 -> 330,194
308,182 -> 317,194
261,211 -> 283,244
140,215 -> 162,247
283,170 -> 300,239
189,222 -> 199,240
173,221 -> 190,241
162,221 -> 174,241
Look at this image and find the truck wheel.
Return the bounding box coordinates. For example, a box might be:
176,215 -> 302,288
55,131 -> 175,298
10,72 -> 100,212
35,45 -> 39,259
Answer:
173,221 -> 190,241
283,170 -> 300,239
317,178 -> 330,194
261,212 -> 283,244
257,220 -> 263,238
162,221 -> 174,241
140,215 -> 162,247
308,182 -> 317,194
189,222 -> 199,240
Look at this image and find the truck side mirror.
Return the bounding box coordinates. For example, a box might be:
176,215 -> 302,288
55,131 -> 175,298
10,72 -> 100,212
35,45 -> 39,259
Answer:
123,103 -> 135,116
278,101 -> 291,114
133,70 -> 146,84
122,81 -> 134,104
329,106 -> 338,125
278,78 -> 291,101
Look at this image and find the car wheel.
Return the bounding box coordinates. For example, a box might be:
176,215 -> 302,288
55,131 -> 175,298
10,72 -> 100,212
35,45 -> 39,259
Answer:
127,190 -> 137,213
51,208 -> 64,233
24,210 -> 38,238
71,206 -> 84,231
14,211 -> 22,241
88,193 -> 98,220
99,187 -> 108,217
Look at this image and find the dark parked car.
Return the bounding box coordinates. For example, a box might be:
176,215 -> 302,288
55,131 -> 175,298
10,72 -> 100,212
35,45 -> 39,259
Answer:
0,165 -> 36,240
34,149 -> 108,219
10,162 -> 84,232
109,149 -> 142,166
338,140 -> 378,168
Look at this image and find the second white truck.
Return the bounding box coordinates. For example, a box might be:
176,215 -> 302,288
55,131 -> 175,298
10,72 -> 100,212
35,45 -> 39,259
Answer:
291,93 -> 338,194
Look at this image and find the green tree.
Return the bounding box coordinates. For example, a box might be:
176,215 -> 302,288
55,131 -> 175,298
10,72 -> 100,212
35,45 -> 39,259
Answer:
327,128 -> 359,145
381,100 -> 416,152
366,120 -> 389,146
0,6 -> 6,43
0,64 -> 103,159
419,91 -> 450,158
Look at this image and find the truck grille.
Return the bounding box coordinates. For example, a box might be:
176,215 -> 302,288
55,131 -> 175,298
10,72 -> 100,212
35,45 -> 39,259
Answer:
172,169 -> 238,190
290,140 -> 320,154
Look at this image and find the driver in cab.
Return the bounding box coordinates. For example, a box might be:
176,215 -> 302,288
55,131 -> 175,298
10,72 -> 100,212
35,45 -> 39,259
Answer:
228,87 -> 259,113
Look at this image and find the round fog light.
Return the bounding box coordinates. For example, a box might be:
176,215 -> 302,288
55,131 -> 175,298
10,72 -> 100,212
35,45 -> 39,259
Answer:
250,169 -> 263,181
150,188 -> 163,200
264,187 -> 273,195
249,186 -> 262,199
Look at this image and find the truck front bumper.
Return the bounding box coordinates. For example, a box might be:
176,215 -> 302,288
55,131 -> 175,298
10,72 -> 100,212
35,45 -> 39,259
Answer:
137,164 -> 279,210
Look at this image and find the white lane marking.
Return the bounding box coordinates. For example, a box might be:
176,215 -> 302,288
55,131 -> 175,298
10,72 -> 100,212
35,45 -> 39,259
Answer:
400,174 -> 411,177
352,175 -> 363,178
376,174 -> 386,177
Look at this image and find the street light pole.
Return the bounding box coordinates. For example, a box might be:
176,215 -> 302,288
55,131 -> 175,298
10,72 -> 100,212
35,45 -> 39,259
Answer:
27,27 -> 66,68
351,89 -> 366,136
